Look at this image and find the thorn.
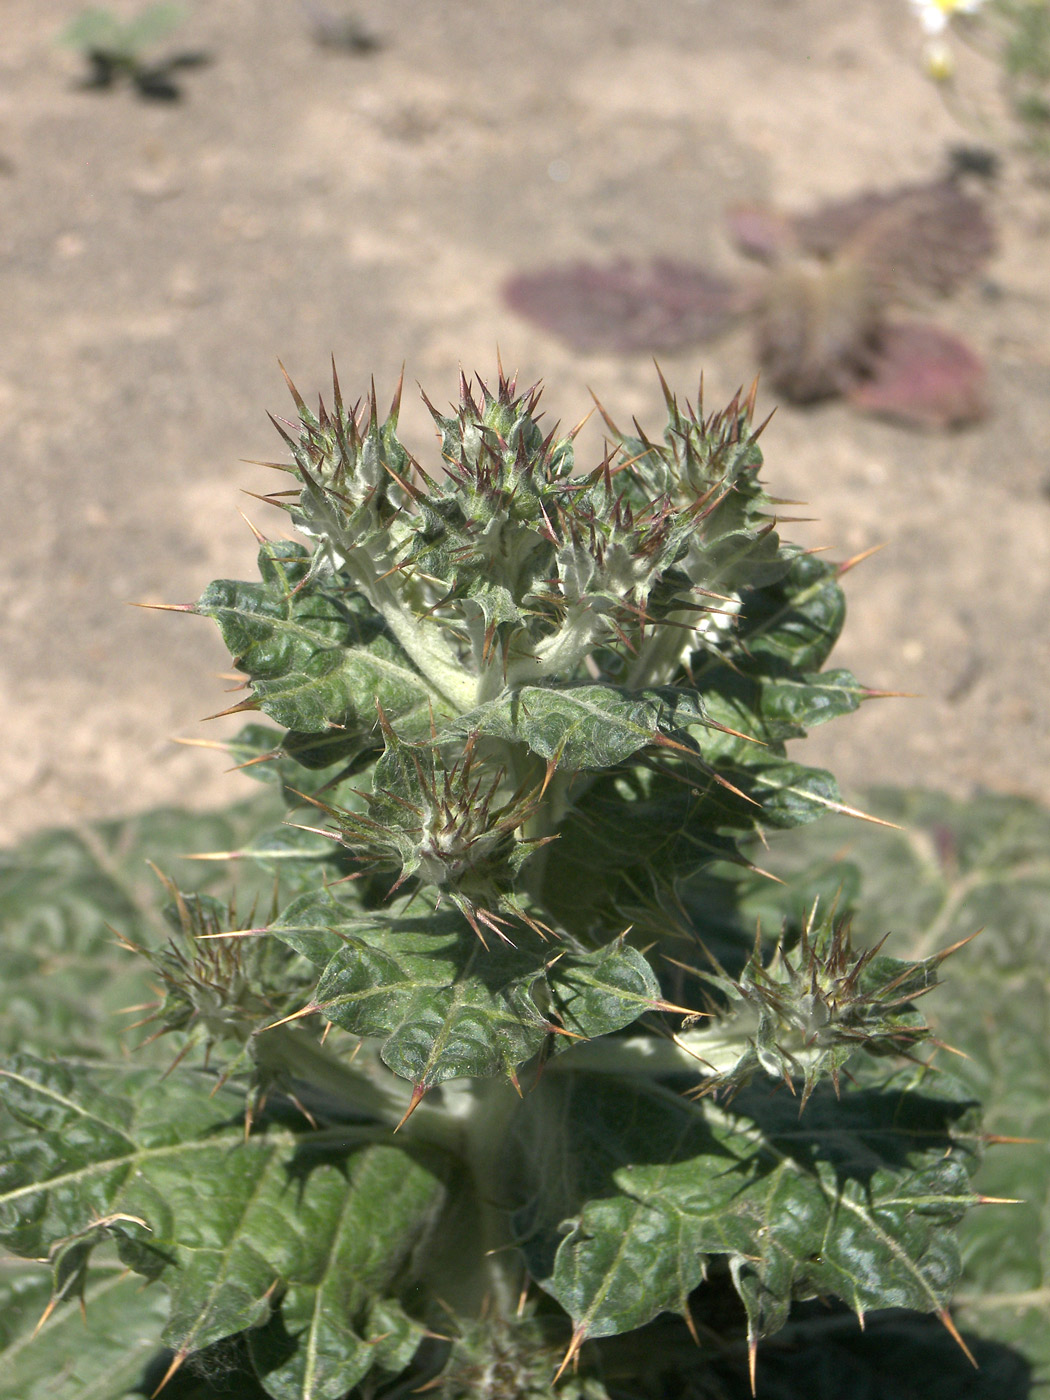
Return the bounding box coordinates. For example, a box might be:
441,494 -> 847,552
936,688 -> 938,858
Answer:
553,1325 -> 586,1383
195,927 -> 267,939
130,601 -> 196,613
277,358 -> 307,414
226,750 -> 282,774
750,406 -> 776,441
932,930 -> 980,962
236,508 -> 269,544
982,1133 -> 1038,1145
682,1302 -> 700,1347
389,362 -> 406,424
32,1294 -> 59,1338
180,851 -> 245,863
649,997 -> 702,1018
974,1194 -> 1024,1205
260,1004 -> 319,1031
394,1083 -> 427,1132
239,457 -> 295,472
748,1336 -> 758,1396
151,1347 -> 189,1397
937,1309 -> 978,1368
826,799 -> 902,829
201,697 -> 261,721
543,1020 -> 587,1041
837,542 -> 887,576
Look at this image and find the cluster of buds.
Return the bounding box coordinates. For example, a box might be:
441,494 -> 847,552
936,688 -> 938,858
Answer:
683,907 -> 971,1106
297,711 -> 555,946
259,364 -> 778,708
117,873 -> 305,1063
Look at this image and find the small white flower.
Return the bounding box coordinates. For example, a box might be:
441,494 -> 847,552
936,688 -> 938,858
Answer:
691,593 -> 742,653
909,0 -> 984,37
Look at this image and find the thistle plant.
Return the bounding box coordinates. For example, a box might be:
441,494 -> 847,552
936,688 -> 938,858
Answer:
0,365 -> 992,1398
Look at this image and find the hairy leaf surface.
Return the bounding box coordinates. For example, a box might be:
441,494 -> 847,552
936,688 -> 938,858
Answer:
198,543 -> 438,735
269,892 -> 663,1086
510,1067 -> 979,1347
0,1057 -> 448,1397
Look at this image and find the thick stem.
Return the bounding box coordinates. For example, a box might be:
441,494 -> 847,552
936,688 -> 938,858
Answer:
255,1026 -> 406,1122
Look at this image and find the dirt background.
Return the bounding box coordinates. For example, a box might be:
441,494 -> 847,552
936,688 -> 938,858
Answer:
2,0 -> 1049,845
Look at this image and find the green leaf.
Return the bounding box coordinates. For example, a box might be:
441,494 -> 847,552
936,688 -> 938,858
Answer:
0,1263 -> 171,1400
269,892 -> 663,1087
698,667 -> 866,758
766,787 -> 1050,1379
0,1057 -> 449,1396
726,553 -> 847,676
197,542 -> 439,735
452,684 -> 713,773
729,760 -> 847,829
510,1066 -> 979,1349
0,802 -> 279,1060
540,756 -> 843,942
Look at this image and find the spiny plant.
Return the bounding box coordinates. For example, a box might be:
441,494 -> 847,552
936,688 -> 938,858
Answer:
0,364 -> 999,1398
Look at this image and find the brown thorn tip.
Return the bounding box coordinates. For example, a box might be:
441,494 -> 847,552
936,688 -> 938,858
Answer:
837,542 -> 887,575
938,1309 -> 978,1368
553,1326 -> 586,1384
748,1337 -> 758,1396
201,698 -> 260,721
935,930 -> 980,959
682,1303 -> 700,1348
236,508 -> 268,544
32,1295 -> 59,1338
651,997 -> 701,1018
131,601 -> 196,612
394,1083 -> 427,1132
260,1004 -> 318,1031
151,1348 -> 189,1397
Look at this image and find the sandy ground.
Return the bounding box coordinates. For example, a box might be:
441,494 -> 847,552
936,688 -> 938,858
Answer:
2,0 -> 1049,844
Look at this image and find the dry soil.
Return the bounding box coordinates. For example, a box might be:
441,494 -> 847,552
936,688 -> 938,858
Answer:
2,0 -> 1049,843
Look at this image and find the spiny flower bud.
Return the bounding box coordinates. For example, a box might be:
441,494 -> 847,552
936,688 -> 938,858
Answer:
297,713 -> 553,946
692,906 -> 970,1107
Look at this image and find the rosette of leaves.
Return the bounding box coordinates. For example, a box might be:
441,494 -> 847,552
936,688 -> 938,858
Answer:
0,367 -> 993,1398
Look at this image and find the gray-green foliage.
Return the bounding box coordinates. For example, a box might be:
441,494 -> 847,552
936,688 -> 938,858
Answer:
0,367 -> 1005,1397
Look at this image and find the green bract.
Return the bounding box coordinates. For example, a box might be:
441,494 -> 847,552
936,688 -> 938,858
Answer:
0,367 -> 989,1398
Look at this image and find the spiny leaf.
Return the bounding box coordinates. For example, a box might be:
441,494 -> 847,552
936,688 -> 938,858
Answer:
197,542 -> 440,736
267,891 -> 664,1087
451,683 -> 718,772
510,1066 -> 980,1351
0,1057 -> 448,1395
